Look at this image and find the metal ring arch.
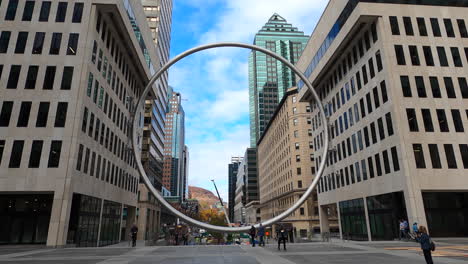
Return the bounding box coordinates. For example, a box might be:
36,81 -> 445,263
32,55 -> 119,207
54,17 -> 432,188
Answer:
131,42 -> 329,233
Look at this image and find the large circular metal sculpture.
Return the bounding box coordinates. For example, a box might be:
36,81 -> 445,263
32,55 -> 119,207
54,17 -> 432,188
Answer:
131,42 -> 329,232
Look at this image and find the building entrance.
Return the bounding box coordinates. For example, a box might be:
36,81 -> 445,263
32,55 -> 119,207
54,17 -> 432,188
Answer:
0,194 -> 53,244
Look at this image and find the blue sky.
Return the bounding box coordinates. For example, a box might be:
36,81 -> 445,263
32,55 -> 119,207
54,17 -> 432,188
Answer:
168,0 -> 328,201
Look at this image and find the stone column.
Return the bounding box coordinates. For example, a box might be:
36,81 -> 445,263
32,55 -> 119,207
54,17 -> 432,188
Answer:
319,205 -> 330,234
363,197 -> 372,241
46,179 -> 73,247
336,202 -> 343,240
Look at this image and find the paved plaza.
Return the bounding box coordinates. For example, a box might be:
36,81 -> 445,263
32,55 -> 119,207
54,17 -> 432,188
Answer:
0,239 -> 467,264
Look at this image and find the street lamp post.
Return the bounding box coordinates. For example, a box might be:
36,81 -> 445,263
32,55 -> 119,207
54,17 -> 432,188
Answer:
211,180 -> 231,226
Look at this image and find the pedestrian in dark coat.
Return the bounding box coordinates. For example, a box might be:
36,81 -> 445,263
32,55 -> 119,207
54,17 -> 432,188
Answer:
416,226 -> 434,264
276,226 -> 287,251
249,226 -> 256,247
257,224 -> 265,247
130,224 -> 138,247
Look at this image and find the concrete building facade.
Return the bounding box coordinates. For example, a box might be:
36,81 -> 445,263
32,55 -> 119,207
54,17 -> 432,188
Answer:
233,148 -> 258,224
257,88 -> 323,239
297,0 -> 468,240
0,0 -> 162,246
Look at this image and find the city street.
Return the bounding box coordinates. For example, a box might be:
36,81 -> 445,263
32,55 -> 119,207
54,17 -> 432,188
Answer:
0,239 -> 467,264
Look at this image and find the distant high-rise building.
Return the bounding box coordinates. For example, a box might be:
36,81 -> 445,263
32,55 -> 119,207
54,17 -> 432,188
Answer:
249,13 -> 309,147
162,91 -> 186,201
228,156 -> 243,222
138,0 -> 173,241
233,148 -> 258,224
181,145 -> 189,201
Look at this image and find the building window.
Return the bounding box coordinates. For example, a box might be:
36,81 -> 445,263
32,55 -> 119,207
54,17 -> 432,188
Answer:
415,76 -> 427,98
28,140 -> 43,168
55,2 -> 68,22
25,66 -> 39,89
389,16 -> 400,35
72,2 -> 84,23
428,144 -> 442,169
297,167 -> 301,175
443,19 -> 455,38
436,47 -> 449,67
9,140 -> 24,168
409,46 -> 420,66
292,96 -> 297,103
403,17 -> 414,36
295,143 -> 300,150
88,113 -> 94,137
436,109 -> 449,132
429,76 -> 441,98
430,18 -> 442,37
31,32 -> 46,54
459,144 -> 468,169
362,65 -> 368,84
459,78 -> 468,98
83,148 -> 90,173
36,102 -> 50,127
67,33 -> 79,55
39,1 -> 51,22
306,106 -> 311,113
43,66 -> 56,90
308,129 -> 312,137
6,65 -> 21,89
22,1 -> 35,21
0,101 -> 14,127
400,76 -> 411,97
421,109 -> 434,132
5,0 -> 19,21
17,101 -> 32,127
296,155 -> 300,162
443,77 -> 456,98
48,141 -> 62,168
413,144 -> 426,169
422,46 -> 434,66
76,144 -> 84,171
82,107 -> 88,133
368,157 -> 375,178
416,17 -> 428,36
444,144 -> 457,169
451,109 -> 464,132
49,33 -> 62,55
298,181 -> 303,188
293,118 -> 298,126
14,31 -> 28,54
450,47 -> 463,67
375,153 -> 382,176
0,31 -> 11,53
376,50 -> 383,72
54,102 -> 68,127
457,19 -> 468,38
300,208 -> 305,216
394,45 -> 406,65
60,66 -> 74,90
309,141 -> 313,149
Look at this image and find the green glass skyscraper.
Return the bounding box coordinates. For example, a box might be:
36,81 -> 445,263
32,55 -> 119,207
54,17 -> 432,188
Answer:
249,13 -> 309,147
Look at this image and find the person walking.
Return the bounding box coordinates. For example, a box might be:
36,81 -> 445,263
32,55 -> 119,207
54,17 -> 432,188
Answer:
130,224 -> 138,247
399,219 -> 406,240
257,224 -> 265,247
277,226 -> 287,251
249,226 -> 257,247
416,226 -> 434,264
413,222 -> 419,235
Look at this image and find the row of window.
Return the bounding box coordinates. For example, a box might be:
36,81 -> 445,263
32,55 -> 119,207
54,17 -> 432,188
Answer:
413,144 -> 468,169
0,64 -> 74,90
394,44 -> 468,68
319,146 -> 400,194
389,16 -> 468,38
80,108 -> 132,165
0,31 -> 79,55
0,101 -> 68,128
85,73 -> 129,136
2,0 -> 83,23
0,139 -> 62,168
406,108 -> 467,133
400,75 -> 468,99
75,144 -> 138,194
94,13 -> 142,98
318,24 -> 379,102
319,112 -> 394,168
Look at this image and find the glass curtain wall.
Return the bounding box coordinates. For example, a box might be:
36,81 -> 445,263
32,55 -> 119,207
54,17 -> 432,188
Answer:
99,200 -> 122,246
67,193 -> 102,247
339,198 -> 368,241
367,192 -> 407,240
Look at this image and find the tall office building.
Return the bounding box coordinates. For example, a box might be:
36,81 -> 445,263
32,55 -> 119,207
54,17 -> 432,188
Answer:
137,0 -> 173,242
0,0 -> 162,246
297,0 -> 468,240
249,13 -> 309,147
228,156 -> 243,222
162,91 -> 187,201
233,148 -> 258,224
257,88 -> 323,238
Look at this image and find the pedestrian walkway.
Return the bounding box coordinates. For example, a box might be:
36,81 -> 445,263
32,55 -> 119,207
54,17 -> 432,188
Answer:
0,239 -> 466,263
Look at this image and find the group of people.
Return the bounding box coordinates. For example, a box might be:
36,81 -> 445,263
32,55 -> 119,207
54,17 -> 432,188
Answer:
399,220 -> 435,264
249,224 -> 288,250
